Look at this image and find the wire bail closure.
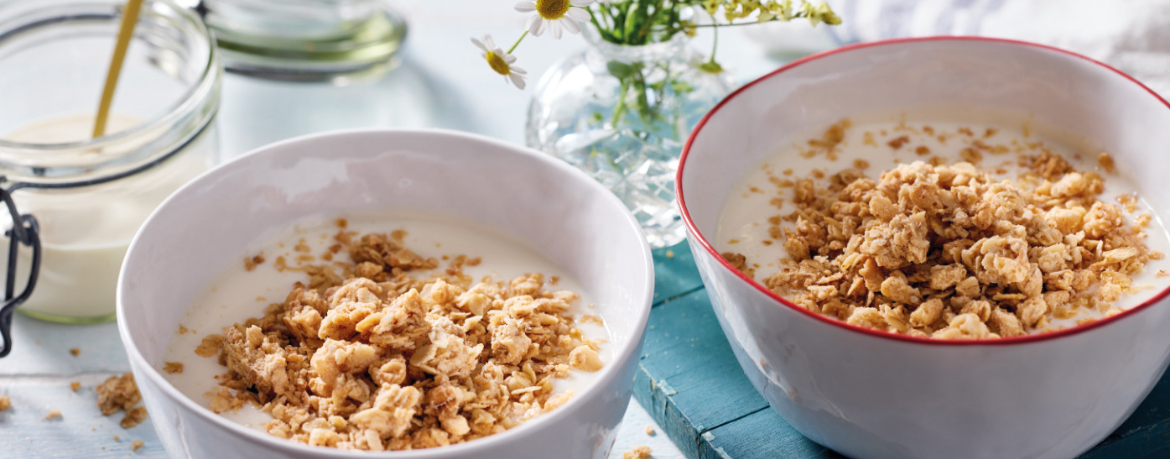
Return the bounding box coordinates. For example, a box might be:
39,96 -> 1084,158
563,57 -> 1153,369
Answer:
0,177 -> 41,357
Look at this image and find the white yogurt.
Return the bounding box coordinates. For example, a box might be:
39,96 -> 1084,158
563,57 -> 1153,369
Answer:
2,114 -> 214,320
162,212 -> 611,430
716,115 -> 1170,330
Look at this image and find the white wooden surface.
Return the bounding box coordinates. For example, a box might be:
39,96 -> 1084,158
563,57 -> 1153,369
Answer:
0,1 -> 829,457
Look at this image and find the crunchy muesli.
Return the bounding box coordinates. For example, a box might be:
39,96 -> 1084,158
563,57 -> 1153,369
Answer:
728,144 -> 1157,339
96,373 -> 149,428
623,445 -> 653,459
0,395 -> 9,411
197,228 -> 603,450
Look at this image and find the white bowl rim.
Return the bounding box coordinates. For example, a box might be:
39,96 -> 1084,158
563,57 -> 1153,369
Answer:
677,36 -> 1170,347
116,127 -> 656,457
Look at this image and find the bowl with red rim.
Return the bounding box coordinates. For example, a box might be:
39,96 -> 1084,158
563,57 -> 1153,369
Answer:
677,37 -> 1170,459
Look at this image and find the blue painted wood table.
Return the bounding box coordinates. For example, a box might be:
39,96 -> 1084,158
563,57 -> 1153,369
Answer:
635,243 -> 1170,458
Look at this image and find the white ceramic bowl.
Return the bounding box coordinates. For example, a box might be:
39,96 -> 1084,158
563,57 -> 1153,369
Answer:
678,37 -> 1170,459
117,129 -> 654,459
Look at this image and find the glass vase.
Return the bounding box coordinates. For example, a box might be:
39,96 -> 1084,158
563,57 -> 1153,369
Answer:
526,29 -> 736,248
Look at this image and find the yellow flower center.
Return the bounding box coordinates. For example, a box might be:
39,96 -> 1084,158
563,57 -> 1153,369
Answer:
485,51 -> 511,75
535,0 -> 571,20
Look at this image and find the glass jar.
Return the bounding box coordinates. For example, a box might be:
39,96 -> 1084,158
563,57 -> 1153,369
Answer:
200,0 -> 408,81
0,0 -> 221,323
526,29 -> 735,248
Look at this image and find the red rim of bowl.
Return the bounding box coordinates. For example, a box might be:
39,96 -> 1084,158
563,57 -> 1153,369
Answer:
677,35 -> 1170,346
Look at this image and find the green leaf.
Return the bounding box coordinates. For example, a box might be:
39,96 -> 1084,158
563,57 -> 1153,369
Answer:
670,80 -> 695,94
607,61 -> 643,79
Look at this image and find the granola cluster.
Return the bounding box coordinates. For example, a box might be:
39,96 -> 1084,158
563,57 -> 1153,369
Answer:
96,373 -> 149,428
197,226 -> 603,450
726,152 -> 1159,339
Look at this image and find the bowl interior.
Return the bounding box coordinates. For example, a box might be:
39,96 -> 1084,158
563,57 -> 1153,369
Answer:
682,37 -> 1170,282
117,129 -> 652,447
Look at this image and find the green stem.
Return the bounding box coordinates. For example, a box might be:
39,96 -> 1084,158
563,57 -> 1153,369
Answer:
708,25 -> 718,64
589,9 -> 613,42
507,30 -> 527,54
612,80 -> 630,126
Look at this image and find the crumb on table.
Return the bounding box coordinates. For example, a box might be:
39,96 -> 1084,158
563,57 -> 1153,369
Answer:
69,348 -> 80,357
70,381 -> 81,392
644,425 -> 656,436
96,373 -> 148,428
0,395 -> 10,411
44,409 -> 61,420
623,445 -> 653,459
132,440 -> 144,451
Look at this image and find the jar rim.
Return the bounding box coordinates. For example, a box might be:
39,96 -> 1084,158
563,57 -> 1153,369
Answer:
0,0 -> 218,157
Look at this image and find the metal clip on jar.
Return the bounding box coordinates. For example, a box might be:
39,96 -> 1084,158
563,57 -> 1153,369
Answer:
0,0 -> 221,355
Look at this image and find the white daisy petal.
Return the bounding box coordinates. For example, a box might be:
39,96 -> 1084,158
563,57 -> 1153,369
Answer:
574,0 -> 595,6
471,37 -> 486,51
566,8 -> 590,22
526,14 -> 544,36
504,55 -> 516,63
484,35 -> 497,49
514,1 -> 536,12
510,73 -> 527,89
549,20 -> 564,39
562,16 -> 581,34
510,66 -> 527,75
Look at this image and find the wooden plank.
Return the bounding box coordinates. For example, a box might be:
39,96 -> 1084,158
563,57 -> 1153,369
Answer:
699,408 -> 840,459
638,249 -> 1170,458
652,243 -> 706,304
633,287 -> 769,458
0,315 -> 131,376
0,383 -> 164,458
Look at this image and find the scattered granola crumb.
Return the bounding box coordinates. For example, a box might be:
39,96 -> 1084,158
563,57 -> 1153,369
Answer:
666,250 -> 675,258
623,445 -> 653,459
178,325 -> 189,335
69,348 -> 80,357
1158,270 -> 1168,278
70,381 -> 81,392
0,395 -> 9,411
96,373 -> 148,428
163,362 -> 184,374
194,334 -> 222,357
132,440 -> 144,451
887,135 -> 909,150
644,425 -> 656,436
44,409 -> 61,420
1098,152 -> 1116,173
244,253 -> 266,272
121,406 -> 148,428
853,159 -> 870,170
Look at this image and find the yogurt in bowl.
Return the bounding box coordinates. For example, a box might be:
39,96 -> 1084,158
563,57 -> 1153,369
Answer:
678,38 -> 1170,459
118,129 -> 654,459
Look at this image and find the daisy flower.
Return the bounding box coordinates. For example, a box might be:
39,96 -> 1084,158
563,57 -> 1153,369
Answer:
472,35 -> 527,89
515,0 -> 594,39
